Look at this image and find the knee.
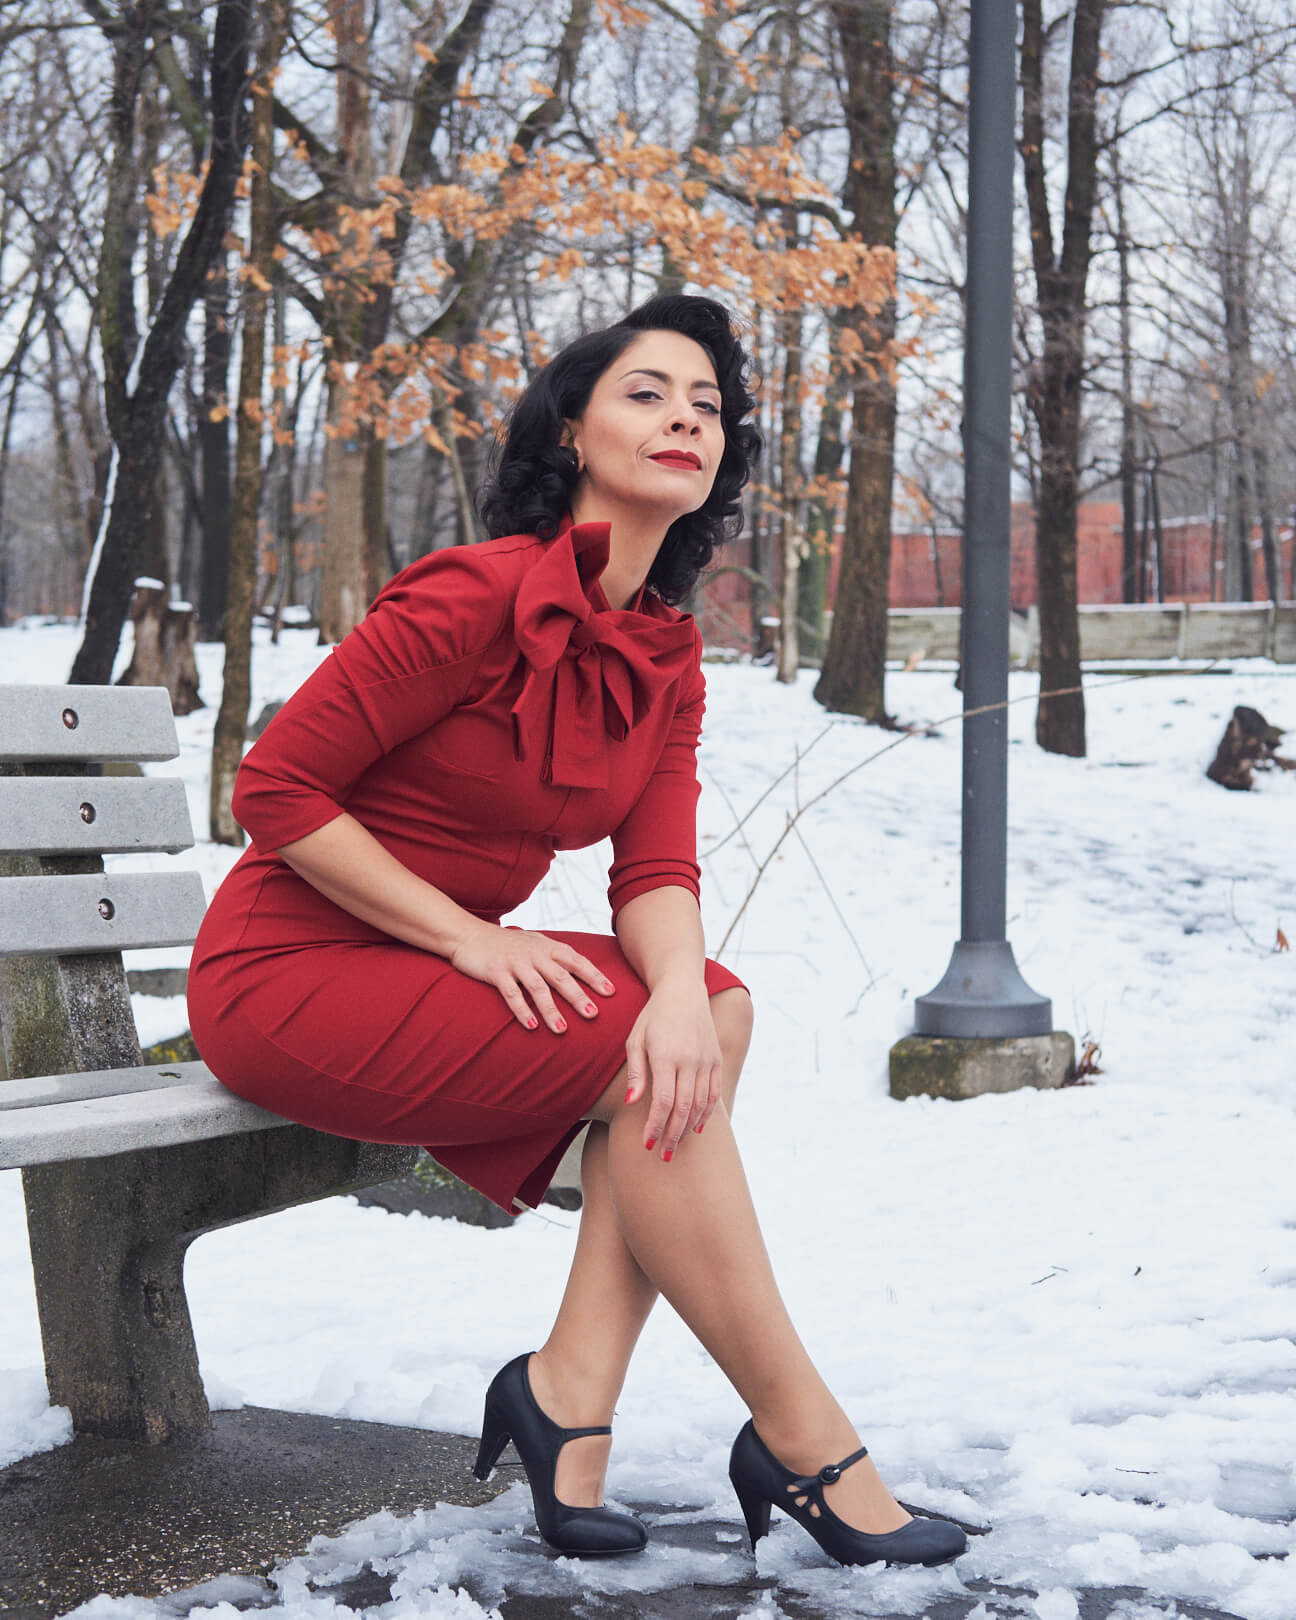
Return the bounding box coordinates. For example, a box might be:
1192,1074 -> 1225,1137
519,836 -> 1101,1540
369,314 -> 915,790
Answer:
712,986 -> 754,1069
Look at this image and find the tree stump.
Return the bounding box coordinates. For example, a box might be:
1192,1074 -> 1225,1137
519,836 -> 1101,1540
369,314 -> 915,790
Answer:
117,583 -> 204,715
163,601 -> 204,715
117,580 -> 168,689
1205,705 -> 1296,790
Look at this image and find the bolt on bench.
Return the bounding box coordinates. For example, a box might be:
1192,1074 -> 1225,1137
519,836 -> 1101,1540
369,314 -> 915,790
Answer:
0,684 -> 415,1445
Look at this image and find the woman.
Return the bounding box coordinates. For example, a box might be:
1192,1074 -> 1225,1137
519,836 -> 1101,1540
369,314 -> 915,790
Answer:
187,294 -> 967,1573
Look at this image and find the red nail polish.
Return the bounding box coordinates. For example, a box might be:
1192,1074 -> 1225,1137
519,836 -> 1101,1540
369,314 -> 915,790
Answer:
695,1123 -> 705,1134
585,1003 -> 597,1015
644,1137 -> 656,1151
662,1149 -> 674,1163
624,1088 -> 635,1105
526,1016 -> 538,1030
554,1018 -> 566,1032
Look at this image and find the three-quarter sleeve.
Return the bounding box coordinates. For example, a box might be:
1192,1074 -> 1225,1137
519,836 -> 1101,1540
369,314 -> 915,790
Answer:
231,547 -> 508,852
607,628 -> 706,925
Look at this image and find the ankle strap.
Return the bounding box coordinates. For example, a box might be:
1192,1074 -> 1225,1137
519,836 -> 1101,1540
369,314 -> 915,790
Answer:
560,1424 -> 612,1440
789,1441 -> 869,1490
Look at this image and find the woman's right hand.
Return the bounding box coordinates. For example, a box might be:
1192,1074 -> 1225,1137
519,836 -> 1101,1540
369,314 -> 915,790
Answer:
449,920 -> 616,1032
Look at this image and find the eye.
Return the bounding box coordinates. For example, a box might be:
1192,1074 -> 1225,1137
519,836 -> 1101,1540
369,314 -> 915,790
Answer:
694,398 -> 721,415
629,389 -> 663,403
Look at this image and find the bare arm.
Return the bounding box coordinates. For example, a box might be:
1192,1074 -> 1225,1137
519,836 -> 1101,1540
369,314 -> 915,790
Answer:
275,814 -> 615,1031
615,885 -> 723,1160
614,883 -> 707,992
278,812 -> 480,957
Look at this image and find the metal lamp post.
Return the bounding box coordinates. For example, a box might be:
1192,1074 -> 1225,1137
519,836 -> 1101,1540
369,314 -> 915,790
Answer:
912,0 -> 1052,1039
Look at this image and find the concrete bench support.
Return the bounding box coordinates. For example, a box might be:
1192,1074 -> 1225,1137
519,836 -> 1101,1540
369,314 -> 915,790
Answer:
2,839 -> 412,1444
1,718 -> 415,1446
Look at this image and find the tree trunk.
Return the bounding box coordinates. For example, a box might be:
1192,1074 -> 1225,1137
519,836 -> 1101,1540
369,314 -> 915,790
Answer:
269,281 -> 299,640
317,0 -> 375,644
776,216 -> 804,684
1150,438 -> 1165,603
814,0 -> 897,723
800,324 -> 847,662
1114,154 -> 1138,603
659,0 -> 749,295
1252,436 -> 1278,605
320,418 -> 371,642
1020,0 -> 1105,757
1222,281 -> 1255,602
198,259 -> 234,639
0,289 -> 41,624
70,0 -> 253,686
211,1 -> 286,843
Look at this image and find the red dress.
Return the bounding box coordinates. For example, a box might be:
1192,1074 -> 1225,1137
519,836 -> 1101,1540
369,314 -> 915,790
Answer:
186,517 -> 748,1213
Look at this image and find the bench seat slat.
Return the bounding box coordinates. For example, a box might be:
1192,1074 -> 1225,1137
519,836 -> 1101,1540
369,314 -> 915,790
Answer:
0,685 -> 180,762
0,1070 -> 291,1170
1,1059 -> 217,1110
0,776 -> 195,855
0,871 -> 207,956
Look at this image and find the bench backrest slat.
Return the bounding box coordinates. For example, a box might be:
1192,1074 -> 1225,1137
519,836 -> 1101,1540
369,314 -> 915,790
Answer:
0,871 -> 207,956
0,685 -> 180,762
0,777 -> 195,856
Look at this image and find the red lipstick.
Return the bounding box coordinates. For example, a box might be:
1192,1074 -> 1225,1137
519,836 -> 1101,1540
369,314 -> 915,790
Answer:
650,450 -> 702,470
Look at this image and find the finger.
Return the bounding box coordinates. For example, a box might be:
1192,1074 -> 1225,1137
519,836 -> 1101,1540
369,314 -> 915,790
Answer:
660,1069 -> 695,1159
555,948 -> 616,997
624,1030 -> 648,1106
518,970 -> 566,1034
541,962 -> 602,1019
695,1061 -> 725,1133
643,1064 -> 677,1153
684,1063 -> 712,1137
496,978 -> 541,1031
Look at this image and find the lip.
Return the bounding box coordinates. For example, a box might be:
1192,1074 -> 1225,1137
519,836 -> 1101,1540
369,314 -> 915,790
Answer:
649,450 -> 703,470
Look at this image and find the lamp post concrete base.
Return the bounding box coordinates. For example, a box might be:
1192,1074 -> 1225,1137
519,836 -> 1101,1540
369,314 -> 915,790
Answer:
889,1030 -> 1076,1101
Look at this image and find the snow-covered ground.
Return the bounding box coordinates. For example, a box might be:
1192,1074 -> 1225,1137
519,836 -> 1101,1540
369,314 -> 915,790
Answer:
1,621 -> 1293,1620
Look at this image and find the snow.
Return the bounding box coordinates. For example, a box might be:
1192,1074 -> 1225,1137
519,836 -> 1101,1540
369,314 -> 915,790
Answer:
1,621 -> 1294,1619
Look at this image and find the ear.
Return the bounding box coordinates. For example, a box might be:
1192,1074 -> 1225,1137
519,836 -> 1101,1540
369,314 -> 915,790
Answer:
559,420 -> 583,471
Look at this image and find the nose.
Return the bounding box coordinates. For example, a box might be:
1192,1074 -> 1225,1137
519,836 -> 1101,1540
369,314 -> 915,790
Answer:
669,404 -> 702,435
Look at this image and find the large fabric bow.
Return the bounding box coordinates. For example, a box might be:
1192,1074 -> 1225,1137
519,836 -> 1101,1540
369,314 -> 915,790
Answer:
511,520 -> 697,789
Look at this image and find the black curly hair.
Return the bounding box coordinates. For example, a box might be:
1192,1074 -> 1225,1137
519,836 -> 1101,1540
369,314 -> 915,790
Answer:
477,294 -> 761,605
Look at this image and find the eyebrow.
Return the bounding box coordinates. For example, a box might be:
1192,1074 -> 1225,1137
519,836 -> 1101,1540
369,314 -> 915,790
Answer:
620,367 -> 721,393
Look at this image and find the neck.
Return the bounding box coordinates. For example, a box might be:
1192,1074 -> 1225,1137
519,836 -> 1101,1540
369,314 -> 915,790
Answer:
570,488 -> 670,611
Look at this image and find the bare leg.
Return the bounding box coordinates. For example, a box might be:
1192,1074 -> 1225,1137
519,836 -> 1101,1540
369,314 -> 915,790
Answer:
579,995 -> 910,1536
528,986 -> 751,1507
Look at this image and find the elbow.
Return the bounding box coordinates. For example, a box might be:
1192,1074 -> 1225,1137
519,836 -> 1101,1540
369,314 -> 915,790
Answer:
229,768 -> 255,840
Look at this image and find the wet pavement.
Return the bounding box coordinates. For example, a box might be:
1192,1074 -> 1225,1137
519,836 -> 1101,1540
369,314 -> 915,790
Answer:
0,1406 -> 1256,1620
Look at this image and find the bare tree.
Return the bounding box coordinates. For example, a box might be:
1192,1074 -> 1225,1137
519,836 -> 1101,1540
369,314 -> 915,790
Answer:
814,0 -> 899,723
211,0 -> 289,842
69,0 -> 252,686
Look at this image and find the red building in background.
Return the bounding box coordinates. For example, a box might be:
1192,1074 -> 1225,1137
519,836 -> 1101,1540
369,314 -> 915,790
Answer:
887,501 -> 1291,610
695,502 -> 1294,649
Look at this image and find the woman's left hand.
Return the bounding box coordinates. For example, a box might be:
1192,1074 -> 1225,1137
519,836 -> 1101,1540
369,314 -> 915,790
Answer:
623,976 -> 724,1160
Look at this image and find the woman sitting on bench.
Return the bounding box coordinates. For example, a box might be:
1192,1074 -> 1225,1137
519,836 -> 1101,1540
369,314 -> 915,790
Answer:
187,293 -> 966,1573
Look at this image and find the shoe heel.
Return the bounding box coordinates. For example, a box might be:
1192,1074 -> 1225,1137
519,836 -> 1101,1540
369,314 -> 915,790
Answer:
731,1475 -> 772,1552
474,1402 -> 511,1480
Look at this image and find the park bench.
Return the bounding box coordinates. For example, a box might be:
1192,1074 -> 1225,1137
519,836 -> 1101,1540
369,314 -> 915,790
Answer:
0,683 -> 415,1446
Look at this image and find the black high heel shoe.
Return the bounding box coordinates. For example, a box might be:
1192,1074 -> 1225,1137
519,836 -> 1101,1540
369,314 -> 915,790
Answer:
473,1352 -> 647,1556
729,1420 -> 966,1568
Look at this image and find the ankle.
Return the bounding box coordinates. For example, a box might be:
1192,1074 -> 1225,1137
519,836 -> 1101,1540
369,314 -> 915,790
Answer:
751,1409 -> 861,1475
529,1347 -> 619,1428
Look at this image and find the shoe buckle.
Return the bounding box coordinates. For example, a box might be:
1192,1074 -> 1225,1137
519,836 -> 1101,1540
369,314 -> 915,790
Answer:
818,1463 -> 842,1485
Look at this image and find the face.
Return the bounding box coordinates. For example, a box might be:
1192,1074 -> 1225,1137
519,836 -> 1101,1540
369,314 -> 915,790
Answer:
563,329 -> 725,524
